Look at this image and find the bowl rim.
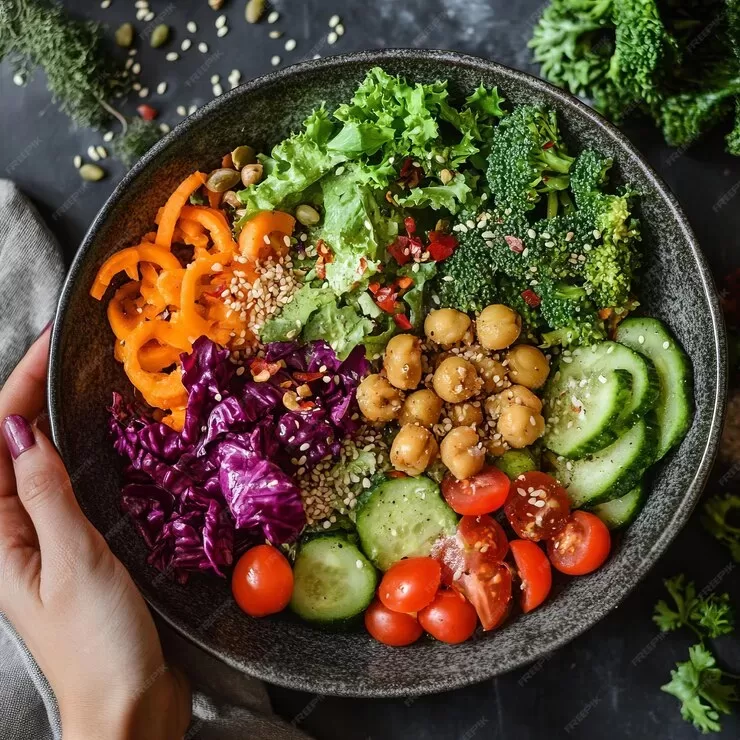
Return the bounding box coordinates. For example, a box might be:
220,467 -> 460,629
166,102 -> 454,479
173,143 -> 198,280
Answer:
49,48 -> 728,697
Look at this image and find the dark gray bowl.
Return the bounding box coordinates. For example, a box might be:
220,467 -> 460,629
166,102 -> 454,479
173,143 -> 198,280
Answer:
48,50 -> 727,697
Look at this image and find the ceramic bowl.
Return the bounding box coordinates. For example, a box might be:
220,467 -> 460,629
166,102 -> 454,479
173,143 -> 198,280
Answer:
48,49 -> 727,697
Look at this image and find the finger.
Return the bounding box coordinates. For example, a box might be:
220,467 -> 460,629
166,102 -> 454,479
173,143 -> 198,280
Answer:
0,327 -> 51,496
2,415 -> 90,560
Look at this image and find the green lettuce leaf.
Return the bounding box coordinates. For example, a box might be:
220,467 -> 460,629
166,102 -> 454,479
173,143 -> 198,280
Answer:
302,301 -> 374,360
362,314 -> 398,360
398,261 -> 437,330
395,173 -> 472,213
259,283 -> 333,343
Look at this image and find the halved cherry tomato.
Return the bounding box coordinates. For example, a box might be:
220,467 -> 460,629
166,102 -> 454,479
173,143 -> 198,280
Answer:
432,515 -> 512,631
364,599 -> 423,646
547,511 -> 611,576
379,557 -> 441,613
509,539 -> 552,613
232,545 -> 293,617
504,471 -> 571,542
442,467 -> 511,515
418,590 -> 478,644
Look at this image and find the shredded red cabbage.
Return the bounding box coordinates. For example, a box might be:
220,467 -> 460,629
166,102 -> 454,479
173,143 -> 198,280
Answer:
110,337 -> 369,583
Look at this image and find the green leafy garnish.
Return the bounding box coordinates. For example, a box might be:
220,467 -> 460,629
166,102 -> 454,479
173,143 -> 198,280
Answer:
702,493 -> 740,563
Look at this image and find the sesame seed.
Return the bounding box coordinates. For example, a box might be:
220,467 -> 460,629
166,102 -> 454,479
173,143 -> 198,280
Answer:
87,145 -> 100,162
166,52 -> 179,61
638,335 -> 645,344
176,105 -> 186,116
271,55 -> 281,66
663,341 -> 670,349
198,42 -> 209,53
156,82 -> 167,95
327,31 -> 338,44
329,14 -> 341,27
216,14 -> 227,28
181,39 -> 192,51
335,23 -> 345,36
285,38 -> 297,51
268,10 -> 280,23
187,21 -> 197,33
217,26 -> 228,37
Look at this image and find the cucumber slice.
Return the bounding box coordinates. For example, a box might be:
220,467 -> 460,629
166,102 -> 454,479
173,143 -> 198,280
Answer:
289,535 -> 377,624
543,359 -> 633,458
590,483 -> 647,529
494,449 -> 538,479
547,417 -> 657,508
615,318 -> 694,460
356,476 -> 458,571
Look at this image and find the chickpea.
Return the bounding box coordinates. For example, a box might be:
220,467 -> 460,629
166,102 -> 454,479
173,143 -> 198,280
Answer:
356,374 -> 404,422
440,426 -> 486,480
433,357 -> 481,403
497,405 -> 545,449
384,334 -> 423,390
391,424 -> 439,476
506,345 -> 550,389
449,402 -> 484,428
476,304 -> 522,350
485,435 -> 508,457
424,308 -> 472,346
400,389 -> 444,428
484,384 -> 543,418
471,355 -> 509,393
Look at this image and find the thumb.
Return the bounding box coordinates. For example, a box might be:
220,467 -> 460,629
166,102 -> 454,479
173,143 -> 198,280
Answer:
1,415 -> 91,562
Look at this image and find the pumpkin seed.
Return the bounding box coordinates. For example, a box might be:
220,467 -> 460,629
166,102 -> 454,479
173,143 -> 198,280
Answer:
206,168 -> 242,192
115,23 -> 134,48
295,204 -> 321,226
241,163 -> 264,187
245,0 -> 265,24
439,168 -> 453,185
231,145 -> 257,169
208,0 -> 225,8
150,24 -> 170,48
222,191 -> 241,208
79,164 -> 105,182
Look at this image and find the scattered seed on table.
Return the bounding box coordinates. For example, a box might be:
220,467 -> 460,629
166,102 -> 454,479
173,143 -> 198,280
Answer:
217,26 -> 228,37
187,21 -> 197,33
96,146 -> 108,159
79,164 -> 105,182
150,24 -> 170,48
115,22 -> 134,47
245,0 -> 265,23
208,0 -> 224,8
267,10 -> 279,23
269,30 -> 282,39
159,122 -> 171,133
271,55 -> 281,66
188,104 -> 197,114
144,11 -> 154,22
166,52 -> 179,61
87,145 -> 100,162
327,31 -> 337,44
138,87 -> 149,98
134,0 -> 147,7
329,14 -> 340,28
312,53 -> 320,59
12,73 -> 24,86
125,57 -> 134,70
73,155 -> 82,168
216,14 -> 227,28
132,82 -> 142,91
198,42 -> 209,53
156,81 -> 167,95
335,23 -> 345,36
132,62 -> 141,74
213,83 -> 223,96
211,74 -> 220,84
181,39 -> 192,51
100,0 -> 111,8
103,131 -> 114,142
176,105 -> 186,116
128,48 -> 137,56
284,38 -> 296,51
135,9 -> 147,21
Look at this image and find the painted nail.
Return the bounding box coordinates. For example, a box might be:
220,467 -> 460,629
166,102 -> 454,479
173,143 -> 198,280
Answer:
2,415 -> 36,459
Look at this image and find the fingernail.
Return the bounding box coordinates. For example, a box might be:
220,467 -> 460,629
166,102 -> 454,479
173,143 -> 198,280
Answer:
38,320 -> 53,340
2,415 -> 36,460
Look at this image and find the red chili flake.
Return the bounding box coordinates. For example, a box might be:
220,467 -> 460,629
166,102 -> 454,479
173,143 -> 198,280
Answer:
298,400 -> 317,410
137,104 -> 158,121
387,234 -> 424,266
358,257 -> 368,275
521,289 -> 541,308
542,140 -> 555,150
396,276 -> 414,291
427,231 -> 459,262
393,313 -> 413,330
250,358 -> 282,378
374,285 -> 399,314
404,216 -> 417,235
294,371 -> 325,383
203,282 -> 226,299
504,235 -> 524,253
315,238 -> 333,280
398,157 -> 423,189
368,281 -> 381,295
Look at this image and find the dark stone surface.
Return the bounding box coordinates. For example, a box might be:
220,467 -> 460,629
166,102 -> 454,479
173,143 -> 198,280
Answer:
2,1 -> 739,738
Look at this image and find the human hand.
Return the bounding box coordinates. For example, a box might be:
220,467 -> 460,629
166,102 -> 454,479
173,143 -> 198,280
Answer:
0,329 -> 191,740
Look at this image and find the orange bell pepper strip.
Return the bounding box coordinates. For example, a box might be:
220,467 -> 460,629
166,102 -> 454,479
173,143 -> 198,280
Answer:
155,171 -> 207,249
179,254 -> 231,340
180,205 -> 237,254
107,281 -> 161,340
139,341 -> 183,373
122,321 -> 192,410
91,244 -> 181,300
156,269 -> 185,308
139,263 -> 167,313
162,407 -> 186,432
207,189 -> 222,209
238,210 -> 295,261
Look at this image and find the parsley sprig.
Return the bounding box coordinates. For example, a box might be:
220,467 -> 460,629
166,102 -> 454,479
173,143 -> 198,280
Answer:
653,575 -> 739,734
703,493 -> 740,564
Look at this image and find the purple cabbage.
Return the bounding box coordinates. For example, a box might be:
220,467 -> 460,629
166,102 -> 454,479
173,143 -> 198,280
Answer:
111,336 -> 368,583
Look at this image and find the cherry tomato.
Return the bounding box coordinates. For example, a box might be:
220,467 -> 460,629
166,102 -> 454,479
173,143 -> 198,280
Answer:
504,471 -> 571,541
441,466 -> 511,516
418,590 -> 478,644
509,539 -> 552,613
379,557 -> 441,613
365,599 -> 423,646
547,511 -> 611,576
232,545 -> 294,617
432,515 -> 512,631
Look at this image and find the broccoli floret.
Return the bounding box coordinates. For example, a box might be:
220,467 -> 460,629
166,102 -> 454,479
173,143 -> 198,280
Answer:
487,105 -> 575,216
538,280 -> 607,347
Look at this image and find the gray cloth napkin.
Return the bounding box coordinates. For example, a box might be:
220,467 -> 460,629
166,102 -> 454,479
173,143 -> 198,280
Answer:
0,180 -> 311,740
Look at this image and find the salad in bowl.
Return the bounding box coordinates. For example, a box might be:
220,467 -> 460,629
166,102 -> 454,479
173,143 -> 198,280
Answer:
89,67 -> 694,646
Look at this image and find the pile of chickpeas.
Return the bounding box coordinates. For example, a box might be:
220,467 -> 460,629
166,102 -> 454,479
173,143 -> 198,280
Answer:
355,304 -> 551,481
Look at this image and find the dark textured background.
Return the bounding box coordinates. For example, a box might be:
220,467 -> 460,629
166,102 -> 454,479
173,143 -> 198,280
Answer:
1,1 -> 738,738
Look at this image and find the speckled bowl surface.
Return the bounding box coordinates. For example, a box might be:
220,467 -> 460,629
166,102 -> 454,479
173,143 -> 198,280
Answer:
49,50 -> 727,697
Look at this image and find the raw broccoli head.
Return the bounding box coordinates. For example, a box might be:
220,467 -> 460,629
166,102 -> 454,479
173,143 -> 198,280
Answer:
538,280 -> 608,348
486,105 -> 575,216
